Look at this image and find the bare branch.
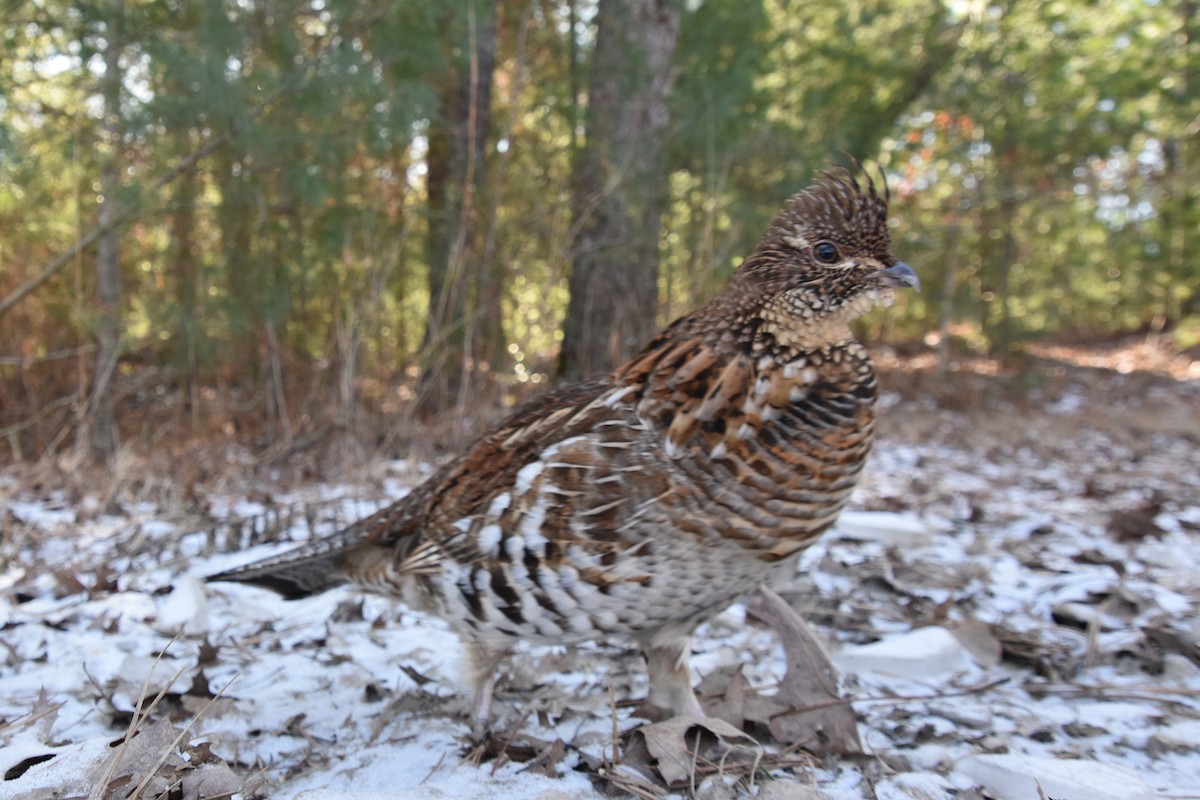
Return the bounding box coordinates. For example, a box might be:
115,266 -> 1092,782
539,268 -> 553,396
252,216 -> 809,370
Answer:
0,134 -> 229,320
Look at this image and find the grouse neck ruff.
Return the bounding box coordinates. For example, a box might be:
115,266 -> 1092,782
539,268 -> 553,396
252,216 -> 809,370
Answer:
207,168 -> 919,731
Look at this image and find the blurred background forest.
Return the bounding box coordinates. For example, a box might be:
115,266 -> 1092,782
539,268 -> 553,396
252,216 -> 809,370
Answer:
0,0 -> 1195,469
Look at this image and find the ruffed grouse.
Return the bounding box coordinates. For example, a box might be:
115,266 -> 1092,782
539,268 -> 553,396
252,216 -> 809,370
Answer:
208,169 -> 918,730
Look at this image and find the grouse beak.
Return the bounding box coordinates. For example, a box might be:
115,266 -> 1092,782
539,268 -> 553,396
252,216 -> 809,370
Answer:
877,262 -> 920,291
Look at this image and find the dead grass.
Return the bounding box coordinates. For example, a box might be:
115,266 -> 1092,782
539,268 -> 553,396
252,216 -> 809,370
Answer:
2,334 -> 1196,512
875,335 -> 1199,455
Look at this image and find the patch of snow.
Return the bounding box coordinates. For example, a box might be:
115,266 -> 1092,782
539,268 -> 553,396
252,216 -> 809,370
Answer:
1047,392 -> 1085,414
834,626 -> 975,681
0,733 -> 114,800
832,512 -> 935,547
155,574 -> 209,635
874,772 -> 957,800
1152,719 -> 1200,751
4,395 -> 1200,797
956,753 -> 1156,800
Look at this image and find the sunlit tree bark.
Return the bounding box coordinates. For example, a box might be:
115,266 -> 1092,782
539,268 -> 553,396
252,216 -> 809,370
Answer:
85,0 -> 125,462
419,0 -> 499,415
559,0 -> 684,380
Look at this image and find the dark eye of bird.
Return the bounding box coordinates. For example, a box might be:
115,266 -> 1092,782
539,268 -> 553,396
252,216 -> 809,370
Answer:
813,241 -> 840,264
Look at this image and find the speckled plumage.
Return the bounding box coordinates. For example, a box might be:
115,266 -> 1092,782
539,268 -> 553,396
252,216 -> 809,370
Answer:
207,169 -> 918,729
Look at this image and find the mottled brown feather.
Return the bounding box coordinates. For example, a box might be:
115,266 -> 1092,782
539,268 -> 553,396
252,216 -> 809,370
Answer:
207,167 -> 917,727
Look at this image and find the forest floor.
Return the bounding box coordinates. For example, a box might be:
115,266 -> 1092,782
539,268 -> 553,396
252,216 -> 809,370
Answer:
1,337 -> 1198,800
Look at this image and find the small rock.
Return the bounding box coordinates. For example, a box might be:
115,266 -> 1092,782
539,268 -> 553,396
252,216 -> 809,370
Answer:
293,791 -> 444,800
695,775 -> 739,800
1150,719 -> 1200,752
956,753 -> 1156,800
157,575 -> 209,635
833,512 -> 934,547
757,781 -> 838,800
116,653 -> 191,698
875,772 -> 956,800
179,762 -> 244,798
834,626 -> 973,680
1163,653 -> 1200,682
927,700 -> 991,729
1062,721 -> 1106,739
0,734 -> 114,797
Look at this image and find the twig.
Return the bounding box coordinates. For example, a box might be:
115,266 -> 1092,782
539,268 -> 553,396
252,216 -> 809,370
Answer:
772,676 -> 1012,718
128,671 -> 240,799
0,25 -> 330,322
0,135 -> 229,320
1025,681 -> 1200,701
596,765 -> 667,800
80,661 -> 120,717
689,726 -> 702,798
608,679 -> 620,768
418,749 -> 447,786
0,345 -> 96,366
488,710 -> 533,777
0,395 -> 76,439
676,745 -> 809,789
0,697 -> 66,736
89,634 -> 188,800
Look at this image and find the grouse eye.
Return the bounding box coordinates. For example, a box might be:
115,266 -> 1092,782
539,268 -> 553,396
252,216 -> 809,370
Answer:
813,242 -> 840,264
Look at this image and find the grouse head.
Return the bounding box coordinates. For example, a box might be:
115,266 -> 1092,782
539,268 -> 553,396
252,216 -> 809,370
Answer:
729,168 -> 918,355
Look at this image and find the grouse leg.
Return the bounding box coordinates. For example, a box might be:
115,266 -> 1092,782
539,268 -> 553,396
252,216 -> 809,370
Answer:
466,642 -> 507,734
642,636 -> 705,718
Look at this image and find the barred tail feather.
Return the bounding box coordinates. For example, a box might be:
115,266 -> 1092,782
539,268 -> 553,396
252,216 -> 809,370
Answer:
207,494 -> 417,599
206,533 -> 358,599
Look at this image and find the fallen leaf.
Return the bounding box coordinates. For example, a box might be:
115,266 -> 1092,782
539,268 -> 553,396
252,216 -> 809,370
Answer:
400,663 -> 435,686
744,586 -> 863,754
700,664 -> 749,730
1107,502 -> 1164,541
196,638 -> 221,664
625,715 -> 757,786
180,761 -> 245,800
88,717 -> 189,797
952,621 -> 1003,668
518,737 -> 566,778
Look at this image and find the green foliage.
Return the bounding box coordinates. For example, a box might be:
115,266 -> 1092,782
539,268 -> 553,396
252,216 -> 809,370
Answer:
878,0 -> 1197,348
0,0 -> 1195,455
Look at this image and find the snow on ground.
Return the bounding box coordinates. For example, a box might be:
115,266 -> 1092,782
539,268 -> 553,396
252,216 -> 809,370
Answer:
1,373 -> 1198,799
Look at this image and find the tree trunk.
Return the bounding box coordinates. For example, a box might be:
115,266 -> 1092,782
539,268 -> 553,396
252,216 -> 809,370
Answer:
936,223 -> 962,376
418,0 -> 498,416
86,0 -> 125,462
993,143 -> 1019,353
559,0 -> 684,380
216,148 -> 257,368
843,5 -> 966,160
1162,0 -> 1195,322
170,152 -> 200,434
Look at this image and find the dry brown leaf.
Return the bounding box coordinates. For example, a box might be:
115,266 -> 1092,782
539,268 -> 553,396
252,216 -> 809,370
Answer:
400,663 -> 435,686
758,780 -> 838,800
701,664 -> 749,730
53,568 -> 87,597
1143,621 -> 1200,666
518,737 -> 567,778
744,586 -> 862,754
179,694 -> 239,718
179,761 -> 244,800
624,715 -> 757,787
1107,502 -> 1164,542
952,621 -> 1003,668
87,717 -> 188,798
196,638 -> 221,665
